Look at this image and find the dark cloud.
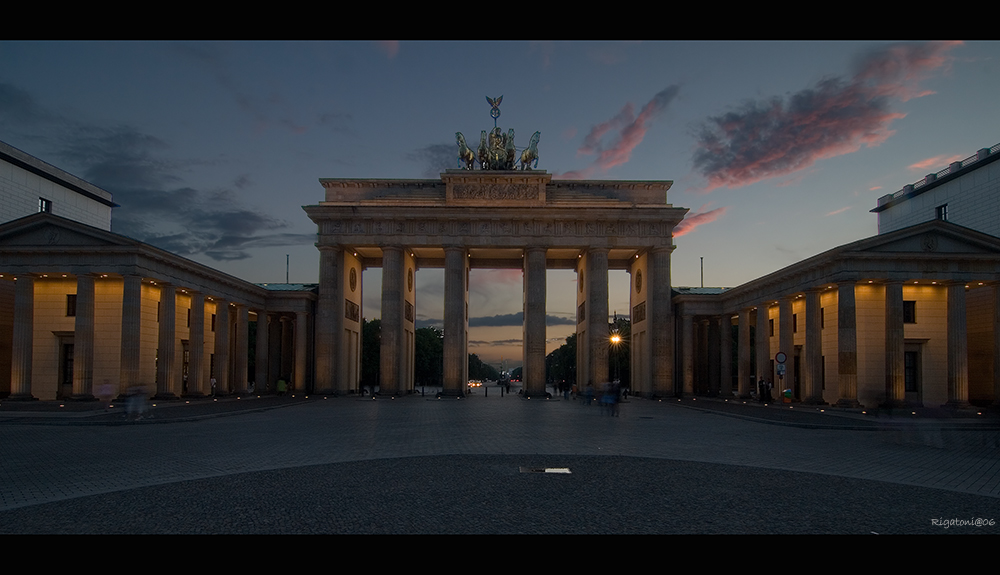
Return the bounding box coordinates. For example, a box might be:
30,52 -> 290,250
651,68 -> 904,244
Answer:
561,85 -> 680,179
408,143 -> 456,178
0,82 -> 315,261
469,312 -> 577,328
692,42 -> 960,191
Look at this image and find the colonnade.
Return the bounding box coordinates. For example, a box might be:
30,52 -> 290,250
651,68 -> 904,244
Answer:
3,272 -> 309,401
676,280 -> 1000,408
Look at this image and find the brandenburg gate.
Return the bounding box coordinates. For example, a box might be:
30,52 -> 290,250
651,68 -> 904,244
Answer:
304,170 -> 687,397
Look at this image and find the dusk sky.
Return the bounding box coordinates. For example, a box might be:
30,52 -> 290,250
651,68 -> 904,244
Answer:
2,41 -> 997,367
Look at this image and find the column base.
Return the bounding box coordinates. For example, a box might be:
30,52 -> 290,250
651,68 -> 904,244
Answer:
942,400 -> 974,411
5,393 -> 38,401
835,398 -> 862,409
801,398 -> 828,406
67,394 -> 97,401
152,392 -> 179,400
182,392 -> 207,399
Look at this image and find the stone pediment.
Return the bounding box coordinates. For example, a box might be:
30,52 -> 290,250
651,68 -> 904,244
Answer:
0,214 -> 133,249
849,221 -> 1000,256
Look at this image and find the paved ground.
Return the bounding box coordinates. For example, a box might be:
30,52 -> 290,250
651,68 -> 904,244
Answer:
1,388 -> 998,534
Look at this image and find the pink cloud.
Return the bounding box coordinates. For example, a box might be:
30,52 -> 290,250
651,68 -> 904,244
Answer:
909,154 -> 964,171
674,205 -> 728,237
693,42 -> 961,192
376,41 -> 399,59
825,206 -> 852,217
560,86 -> 679,179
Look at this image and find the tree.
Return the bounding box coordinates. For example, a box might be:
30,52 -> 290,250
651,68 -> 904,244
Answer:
546,332 -> 577,386
361,319 -> 380,389
468,353 -> 500,381
415,326 -> 443,385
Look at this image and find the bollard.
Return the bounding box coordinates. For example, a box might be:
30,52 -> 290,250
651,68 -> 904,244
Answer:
485,386 -> 488,397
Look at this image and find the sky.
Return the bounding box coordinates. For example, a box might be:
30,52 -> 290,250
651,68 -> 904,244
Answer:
1,41 -> 997,368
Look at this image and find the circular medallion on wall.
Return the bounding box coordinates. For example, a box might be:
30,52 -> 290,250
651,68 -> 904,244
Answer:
636,270 -> 643,294
349,268 -> 357,292
408,268 -> 413,292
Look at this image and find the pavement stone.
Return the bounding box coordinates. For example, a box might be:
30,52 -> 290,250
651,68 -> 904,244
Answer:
0,390 -> 998,534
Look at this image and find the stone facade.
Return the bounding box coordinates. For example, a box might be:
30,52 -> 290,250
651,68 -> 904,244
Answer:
305,170 -> 686,397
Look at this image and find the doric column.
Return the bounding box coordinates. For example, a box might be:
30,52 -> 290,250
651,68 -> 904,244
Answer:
994,284 -> 1000,407
737,308 -> 752,398
803,288 -> 825,404
214,298 -> 230,394
680,312 -> 694,396
707,317 -> 720,396
946,282 -> 971,408
119,275 -> 143,397
9,274 -> 35,400
233,304 -> 249,394
186,291 -> 205,397
380,246 -> 404,395
254,309 -> 268,394
587,248 -> 609,387
836,281 -> 860,407
71,274 -> 97,400
295,310 -> 308,393
720,314 -> 733,398
884,281 -> 905,407
755,303 -> 769,388
778,296 -> 793,397
315,245 -> 343,394
443,246 -> 468,396
523,246 -> 547,397
155,283 -> 178,399
650,247 -> 673,397
280,315 -> 292,380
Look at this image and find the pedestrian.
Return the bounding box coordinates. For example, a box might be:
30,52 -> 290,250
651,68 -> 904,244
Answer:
277,377 -> 287,396
210,376 -> 217,396
758,378 -> 766,403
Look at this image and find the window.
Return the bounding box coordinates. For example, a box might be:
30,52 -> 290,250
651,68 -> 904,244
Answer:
792,313 -> 798,333
936,204 -> 948,221
187,308 -> 191,327
211,313 -> 216,332
39,197 -> 52,213
820,307 -> 825,329
769,318 -> 774,337
66,294 -> 77,317
903,300 -> 916,324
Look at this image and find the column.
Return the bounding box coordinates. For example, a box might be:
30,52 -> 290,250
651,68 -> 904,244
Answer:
737,308 -> 751,398
755,304 -> 769,389
9,274 -> 35,400
315,245 -> 343,394
884,281 -> 905,407
186,291 -> 205,397
295,310 -> 308,393
803,288 -> 825,404
836,281 -> 860,408
587,248 -> 609,387
380,246 -> 404,395
233,304 -> 249,394
119,275 -> 143,397
254,309 -> 268,394
778,296 -> 793,397
720,314 -> 733,398
214,298 -> 230,394
946,282 -> 971,408
650,247 -> 673,397
280,315 -> 292,381
680,312 -> 694,396
442,246 -> 468,396
523,246 -> 547,397
71,274 -> 96,400
155,283 -> 178,399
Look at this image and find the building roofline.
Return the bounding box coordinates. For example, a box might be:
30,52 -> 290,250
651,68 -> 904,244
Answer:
871,143 -> 1000,214
0,140 -> 118,208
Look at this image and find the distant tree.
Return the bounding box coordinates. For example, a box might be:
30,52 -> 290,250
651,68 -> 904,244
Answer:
415,326 -> 444,385
546,332 -> 577,385
361,319 -> 380,389
468,353 -> 500,381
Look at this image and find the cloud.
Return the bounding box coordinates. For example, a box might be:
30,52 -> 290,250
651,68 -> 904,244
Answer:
909,154 -> 964,171
560,86 -> 680,179
0,82 -> 315,261
408,143 -> 456,177
468,312 -> 577,328
824,206 -> 852,217
377,41 -> 400,59
692,42 -> 961,192
673,205 -> 727,238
